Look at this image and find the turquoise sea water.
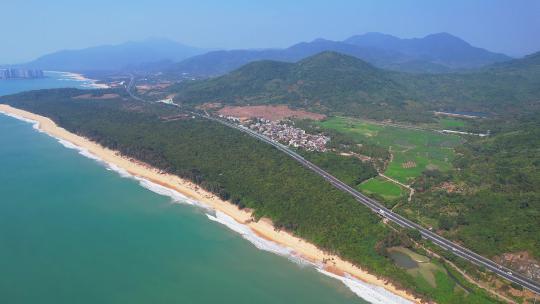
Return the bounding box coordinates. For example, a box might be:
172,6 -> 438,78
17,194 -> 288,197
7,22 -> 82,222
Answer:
0,71 -> 99,96
0,75 -> 408,304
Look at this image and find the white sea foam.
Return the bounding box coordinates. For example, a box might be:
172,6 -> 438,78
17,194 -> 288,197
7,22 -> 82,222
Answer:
1,110 -> 205,208
134,177 -> 210,209
55,138 -> 206,208
106,163 -> 132,178
317,269 -> 414,304
206,211 -> 413,304
206,211 -> 295,257
1,110 -> 414,304
0,111 -> 43,132
46,71 -> 110,89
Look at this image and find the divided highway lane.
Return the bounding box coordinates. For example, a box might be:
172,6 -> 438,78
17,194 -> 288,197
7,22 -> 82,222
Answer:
201,114 -> 540,295
125,74 -> 146,103
123,81 -> 540,294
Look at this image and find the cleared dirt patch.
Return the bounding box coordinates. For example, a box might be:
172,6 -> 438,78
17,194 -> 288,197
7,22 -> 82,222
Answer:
198,102 -> 222,110
135,85 -> 151,93
73,93 -> 120,100
217,105 -> 326,121
435,181 -> 460,193
136,83 -> 171,92
494,251 -> 540,283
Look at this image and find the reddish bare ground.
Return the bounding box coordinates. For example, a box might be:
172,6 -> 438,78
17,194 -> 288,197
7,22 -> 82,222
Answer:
197,102 -> 223,110
494,251 -> 540,282
436,181 -> 460,193
217,105 -> 326,121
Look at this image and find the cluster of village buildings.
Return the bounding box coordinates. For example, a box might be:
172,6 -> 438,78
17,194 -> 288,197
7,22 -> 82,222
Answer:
246,118 -> 330,152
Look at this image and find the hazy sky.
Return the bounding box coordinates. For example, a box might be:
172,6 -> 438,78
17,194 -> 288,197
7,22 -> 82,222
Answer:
1,0 -> 539,63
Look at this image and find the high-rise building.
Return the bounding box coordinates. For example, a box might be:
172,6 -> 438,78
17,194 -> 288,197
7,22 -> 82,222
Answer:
0,68 -> 44,79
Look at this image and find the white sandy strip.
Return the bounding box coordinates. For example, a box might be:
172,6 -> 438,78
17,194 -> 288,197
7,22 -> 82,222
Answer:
0,104 -> 420,304
47,71 -> 110,89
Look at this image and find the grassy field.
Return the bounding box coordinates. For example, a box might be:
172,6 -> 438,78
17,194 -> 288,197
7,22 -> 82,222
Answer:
387,247 -> 490,303
389,247 -> 440,287
437,117 -> 467,129
359,177 -> 406,202
318,117 -> 461,184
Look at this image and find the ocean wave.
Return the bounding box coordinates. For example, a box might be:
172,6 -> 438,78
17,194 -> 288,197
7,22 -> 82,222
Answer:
45,71 -> 110,88
206,210 -> 413,304
2,110 -> 414,304
54,136 -> 209,209
134,177 -> 210,210
317,270 -> 414,304
1,111 -> 201,207
105,163 -> 132,178
0,111 -> 44,133
206,211 -> 295,257
54,140 -> 208,209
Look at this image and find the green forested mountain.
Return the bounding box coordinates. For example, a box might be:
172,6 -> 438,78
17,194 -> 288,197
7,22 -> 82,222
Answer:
173,52 -> 405,106
402,51 -> 540,116
170,51 -> 540,122
171,52 -> 423,120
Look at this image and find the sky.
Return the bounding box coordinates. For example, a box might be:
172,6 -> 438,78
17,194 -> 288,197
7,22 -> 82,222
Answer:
1,0 -> 539,63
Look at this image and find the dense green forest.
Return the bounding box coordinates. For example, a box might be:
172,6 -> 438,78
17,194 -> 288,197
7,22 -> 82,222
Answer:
408,112 -> 540,259
1,89 -> 501,303
167,51 -> 540,122
301,151 -> 378,187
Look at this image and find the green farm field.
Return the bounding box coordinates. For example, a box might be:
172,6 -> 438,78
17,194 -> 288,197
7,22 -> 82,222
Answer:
437,117 -> 467,129
359,177 -> 406,202
318,117 -> 462,184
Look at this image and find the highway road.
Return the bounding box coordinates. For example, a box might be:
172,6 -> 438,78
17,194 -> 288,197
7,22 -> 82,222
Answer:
125,79 -> 540,295
126,74 -> 146,103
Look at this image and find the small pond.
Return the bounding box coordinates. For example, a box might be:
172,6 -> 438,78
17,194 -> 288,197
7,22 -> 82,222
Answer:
388,250 -> 418,269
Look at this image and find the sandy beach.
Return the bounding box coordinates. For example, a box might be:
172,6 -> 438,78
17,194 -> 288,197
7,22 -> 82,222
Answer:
0,104 -> 421,303
52,71 -> 110,89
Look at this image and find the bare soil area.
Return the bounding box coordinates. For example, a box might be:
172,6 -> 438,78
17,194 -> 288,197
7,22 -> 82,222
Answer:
217,105 -> 326,121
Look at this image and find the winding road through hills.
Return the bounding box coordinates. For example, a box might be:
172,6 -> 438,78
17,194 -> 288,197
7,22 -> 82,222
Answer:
125,78 -> 540,295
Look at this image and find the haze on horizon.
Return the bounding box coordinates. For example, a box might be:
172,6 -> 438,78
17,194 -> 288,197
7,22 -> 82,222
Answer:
1,0 -> 539,64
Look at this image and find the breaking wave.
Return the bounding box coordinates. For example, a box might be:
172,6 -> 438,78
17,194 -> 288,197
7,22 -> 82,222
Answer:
317,270 -> 413,304
46,71 -> 110,88
205,211 -> 413,304
0,111 -> 43,132
206,211 -> 294,257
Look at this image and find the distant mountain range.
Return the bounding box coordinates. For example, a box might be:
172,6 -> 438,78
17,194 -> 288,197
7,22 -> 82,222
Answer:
18,38 -> 207,72
168,32 -> 512,76
344,32 -> 511,69
13,33 -> 513,74
170,50 -> 539,121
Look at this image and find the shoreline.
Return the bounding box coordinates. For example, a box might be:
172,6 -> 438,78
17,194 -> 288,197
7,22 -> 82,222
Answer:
0,104 -> 420,304
47,71 -> 110,89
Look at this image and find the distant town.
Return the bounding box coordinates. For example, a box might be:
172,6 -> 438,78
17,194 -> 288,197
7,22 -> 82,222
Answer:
0,68 -> 44,80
